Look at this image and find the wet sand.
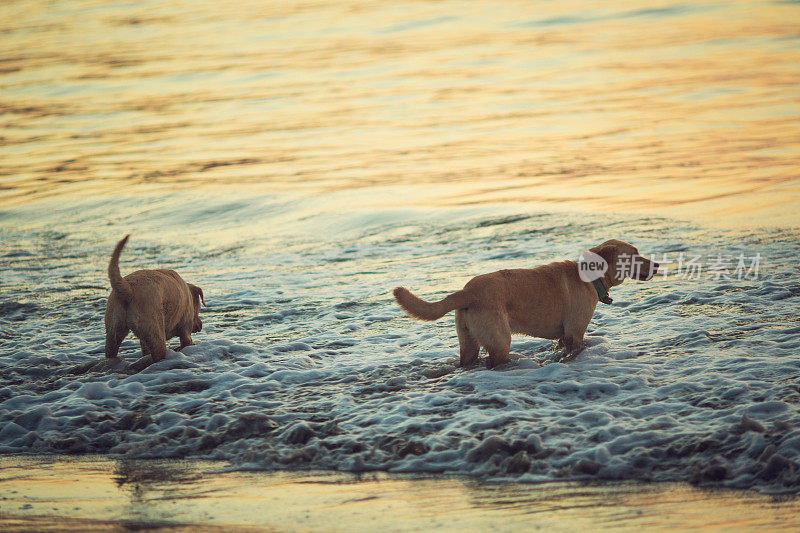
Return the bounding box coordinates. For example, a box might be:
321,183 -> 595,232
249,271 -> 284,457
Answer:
1,456 -> 799,532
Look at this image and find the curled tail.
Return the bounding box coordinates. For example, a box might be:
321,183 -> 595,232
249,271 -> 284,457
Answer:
393,287 -> 471,321
108,235 -> 133,303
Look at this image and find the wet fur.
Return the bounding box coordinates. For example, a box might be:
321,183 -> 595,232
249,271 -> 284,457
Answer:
105,235 -> 205,368
394,240 -> 658,368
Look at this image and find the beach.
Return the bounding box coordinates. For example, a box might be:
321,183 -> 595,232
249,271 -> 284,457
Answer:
1,0 -> 799,530
2,456 -> 800,532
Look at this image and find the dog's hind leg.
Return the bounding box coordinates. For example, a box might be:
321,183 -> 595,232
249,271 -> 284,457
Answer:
146,336 -> 167,363
455,310 -> 479,367
139,316 -> 167,363
470,310 -> 511,369
127,336 -> 166,373
484,339 -> 511,369
104,317 -> 129,359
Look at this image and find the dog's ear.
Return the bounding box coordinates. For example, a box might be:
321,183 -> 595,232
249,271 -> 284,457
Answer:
592,244 -> 619,282
593,244 -> 616,265
189,284 -> 206,306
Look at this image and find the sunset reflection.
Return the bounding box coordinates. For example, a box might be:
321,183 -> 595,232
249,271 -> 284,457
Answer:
1,1 -> 798,224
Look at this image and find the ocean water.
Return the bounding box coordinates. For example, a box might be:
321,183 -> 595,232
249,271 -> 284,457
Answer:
1,0 -> 800,497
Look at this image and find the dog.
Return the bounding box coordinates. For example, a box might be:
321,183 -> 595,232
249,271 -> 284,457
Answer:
393,239 -> 658,368
105,235 -> 205,368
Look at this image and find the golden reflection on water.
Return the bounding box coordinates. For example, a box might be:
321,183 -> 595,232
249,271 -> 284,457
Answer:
2,456 -> 799,531
0,0 -> 798,225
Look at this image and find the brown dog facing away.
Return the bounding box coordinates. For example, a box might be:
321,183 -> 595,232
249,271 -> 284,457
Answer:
105,235 -> 205,368
393,239 -> 658,368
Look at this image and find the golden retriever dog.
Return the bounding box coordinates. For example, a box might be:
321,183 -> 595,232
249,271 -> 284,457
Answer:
394,239 -> 658,368
105,235 -> 205,368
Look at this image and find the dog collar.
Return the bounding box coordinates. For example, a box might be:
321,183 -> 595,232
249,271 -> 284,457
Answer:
592,278 -> 613,305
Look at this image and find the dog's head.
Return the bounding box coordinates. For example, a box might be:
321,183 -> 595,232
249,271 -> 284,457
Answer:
589,239 -> 659,287
188,284 -> 206,332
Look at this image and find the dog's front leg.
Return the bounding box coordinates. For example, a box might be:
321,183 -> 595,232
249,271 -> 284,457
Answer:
558,334 -> 584,362
177,332 -> 194,351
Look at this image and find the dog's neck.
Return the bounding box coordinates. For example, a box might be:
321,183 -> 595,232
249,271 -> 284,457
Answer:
592,277 -> 613,305
568,259 -> 613,305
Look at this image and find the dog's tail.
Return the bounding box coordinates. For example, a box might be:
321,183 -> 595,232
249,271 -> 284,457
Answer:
108,235 -> 133,303
393,287 -> 470,321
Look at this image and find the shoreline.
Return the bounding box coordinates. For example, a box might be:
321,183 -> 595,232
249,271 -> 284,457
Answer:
1,455 -> 799,532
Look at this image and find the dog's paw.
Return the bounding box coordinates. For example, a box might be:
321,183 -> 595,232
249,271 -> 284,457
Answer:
126,355 -> 156,374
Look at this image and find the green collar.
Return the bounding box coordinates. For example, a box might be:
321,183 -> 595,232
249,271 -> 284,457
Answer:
592,278 -> 613,305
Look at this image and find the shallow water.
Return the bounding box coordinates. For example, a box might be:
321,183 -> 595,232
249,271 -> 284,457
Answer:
2,195 -> 799,493
1,0 -> 800,498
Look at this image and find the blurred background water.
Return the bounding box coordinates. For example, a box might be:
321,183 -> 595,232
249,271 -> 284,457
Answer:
1,0 -> 800,496
1,0 -> 798,222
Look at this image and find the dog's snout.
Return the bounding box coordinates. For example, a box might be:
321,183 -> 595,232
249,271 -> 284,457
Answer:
634,258 -> 660,281
643,261 -> 659,280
